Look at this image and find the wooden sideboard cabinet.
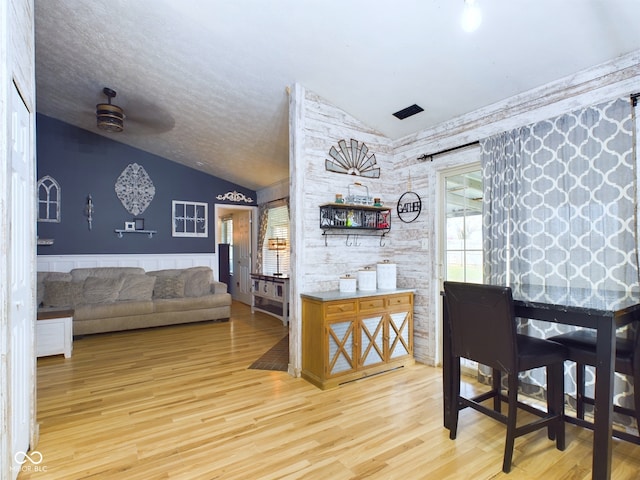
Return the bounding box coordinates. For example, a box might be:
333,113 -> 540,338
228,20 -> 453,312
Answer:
301,290 -> 414,389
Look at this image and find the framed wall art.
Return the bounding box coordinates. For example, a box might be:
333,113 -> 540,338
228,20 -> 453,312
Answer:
134,218 -> 145,230
172,200 -> 208,237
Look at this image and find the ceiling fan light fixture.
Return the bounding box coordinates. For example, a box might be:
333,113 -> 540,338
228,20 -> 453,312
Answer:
96,87 -> 124,132
461,0 -> 482,33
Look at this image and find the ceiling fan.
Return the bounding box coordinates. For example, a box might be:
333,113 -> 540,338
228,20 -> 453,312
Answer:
96,87 -> 124,132
94,86 -> 176,135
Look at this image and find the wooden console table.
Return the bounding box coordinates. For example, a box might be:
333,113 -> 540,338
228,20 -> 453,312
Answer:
37,309 -> 74,358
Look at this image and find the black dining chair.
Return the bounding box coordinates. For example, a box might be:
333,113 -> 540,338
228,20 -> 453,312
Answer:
444,281 -> 567,473
548,328 -> 640,444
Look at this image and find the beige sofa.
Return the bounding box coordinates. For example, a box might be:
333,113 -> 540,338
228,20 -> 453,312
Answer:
37,266 -> 231,335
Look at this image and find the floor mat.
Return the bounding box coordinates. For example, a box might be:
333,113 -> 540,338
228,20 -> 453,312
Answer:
248,335 -> 289,371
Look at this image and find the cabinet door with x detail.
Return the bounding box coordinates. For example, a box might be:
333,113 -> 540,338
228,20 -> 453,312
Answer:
387,294 -> 413,359
326,318 -> 356,377
359,314 -> 385,367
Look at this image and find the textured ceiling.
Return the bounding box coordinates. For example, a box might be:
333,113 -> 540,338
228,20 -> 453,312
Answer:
34,0 -> 640,191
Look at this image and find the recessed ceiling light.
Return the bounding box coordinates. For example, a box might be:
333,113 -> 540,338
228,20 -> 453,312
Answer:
393,104 -> 424,120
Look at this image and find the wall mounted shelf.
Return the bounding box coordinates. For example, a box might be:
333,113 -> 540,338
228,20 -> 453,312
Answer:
319,203 -> 391,246
114,229 -> 157,238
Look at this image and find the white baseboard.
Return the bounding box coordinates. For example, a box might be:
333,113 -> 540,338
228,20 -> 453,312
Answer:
37,253 -> 219,279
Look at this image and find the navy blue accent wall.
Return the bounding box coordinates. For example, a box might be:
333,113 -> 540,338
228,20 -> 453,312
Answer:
36,114 -> 256,255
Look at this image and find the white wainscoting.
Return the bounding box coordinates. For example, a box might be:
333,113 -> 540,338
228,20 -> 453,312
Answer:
37,253 -> 219,279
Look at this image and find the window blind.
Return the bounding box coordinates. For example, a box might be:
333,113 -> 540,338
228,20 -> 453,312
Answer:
262,205 -> 290,276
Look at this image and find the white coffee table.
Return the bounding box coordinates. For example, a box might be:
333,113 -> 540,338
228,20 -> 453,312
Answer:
37,309 -> 74,358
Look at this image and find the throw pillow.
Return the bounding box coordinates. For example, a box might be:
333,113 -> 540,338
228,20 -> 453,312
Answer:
118,274 -> 156,302
153,275 -> 186,299
184,269 -> 212,297
43,280 -> 83,307
38,272 -> 73,306
83,276 -> 125,304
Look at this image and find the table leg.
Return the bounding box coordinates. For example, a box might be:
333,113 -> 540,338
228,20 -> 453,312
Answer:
592,319 -> 615,480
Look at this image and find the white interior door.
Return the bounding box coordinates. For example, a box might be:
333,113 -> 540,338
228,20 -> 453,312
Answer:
231,209 -> 252,304
9,83 -> 35,476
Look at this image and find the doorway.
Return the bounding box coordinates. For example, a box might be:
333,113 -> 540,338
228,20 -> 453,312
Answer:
435,147 -> 482,366
215,204 -> 256,305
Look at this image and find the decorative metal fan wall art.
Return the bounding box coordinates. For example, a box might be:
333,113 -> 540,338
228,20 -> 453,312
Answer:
325,139 -> 380,178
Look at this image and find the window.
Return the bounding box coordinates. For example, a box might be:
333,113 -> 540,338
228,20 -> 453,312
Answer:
444,166 -> 483,283
37,175 -> 61,223
262,205 -> 289,276
172,200 -> 208,237
220,216 -> 234,275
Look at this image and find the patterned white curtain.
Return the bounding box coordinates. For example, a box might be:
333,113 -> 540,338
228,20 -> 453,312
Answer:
480,96 -> 639,411
483,96 -> 638,292
481,128 -> 526,286
256,204 -> 270,274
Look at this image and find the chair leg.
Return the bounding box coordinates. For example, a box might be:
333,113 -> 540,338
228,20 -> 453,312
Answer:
449,357 -> 461,440
546,364 -> 556,441
493,368 -> 502,413
548,363 -> 565,450
502,373 -> 519,473
546,364 -> 555,441
576,362 -> 586,420
633,367 -> 640,434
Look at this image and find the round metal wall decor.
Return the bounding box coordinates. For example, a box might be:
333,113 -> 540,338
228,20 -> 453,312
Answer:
397,191 -> 422,223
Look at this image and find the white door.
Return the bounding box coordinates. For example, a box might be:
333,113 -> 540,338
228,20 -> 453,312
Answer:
9,84 -> 36,476
231,209 -> 252,304
436,153 -> 482,368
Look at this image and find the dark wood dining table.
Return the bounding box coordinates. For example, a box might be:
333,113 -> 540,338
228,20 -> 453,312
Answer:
442,283 -> 640,480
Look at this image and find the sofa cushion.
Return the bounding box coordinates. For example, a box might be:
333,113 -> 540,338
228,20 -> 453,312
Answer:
211,281 -> 228,295
43,280 -> 83,307
153,293 -> 232,313
74,300 -> 154,321
38,272 -> 73,306
71,267 -> 145,283
184,268 -> 213,297
153,275 -> 186,299
147,267 -> 214,298
83,276 -> 125,304
38,271 -> 72,283
146,268 -> 182,277
119,274 -> 156,302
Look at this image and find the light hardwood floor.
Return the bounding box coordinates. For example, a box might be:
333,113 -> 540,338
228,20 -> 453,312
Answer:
20,303 -> 640,480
